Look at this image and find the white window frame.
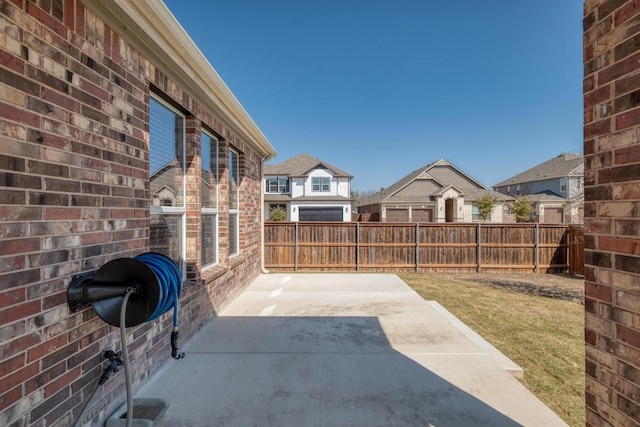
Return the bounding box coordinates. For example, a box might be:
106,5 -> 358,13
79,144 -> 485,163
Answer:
149,94 -> 186,276
472,204 -> 481,221
229,148 -> 240,257
312,176 -> 330,192
201,130 -> 219,269
266,177 -> 290,194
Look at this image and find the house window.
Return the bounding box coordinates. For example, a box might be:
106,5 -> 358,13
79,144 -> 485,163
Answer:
560,178 -> 567,193
312,176 -> 330,192
266,177 -> 289,193
201,131 -> 218,267
149,95 -> 186,274
503,204 -> 510,216
228,148 -> 240,256
506,185 -> 511,195
516,184 -> 520,196
472,204 -> 480,221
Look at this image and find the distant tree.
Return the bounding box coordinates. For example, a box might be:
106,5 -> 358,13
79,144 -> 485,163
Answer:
351,189 -> 378,201
269,206 -> 287,221
510,196 -> 533,223
476,195 -> 497,221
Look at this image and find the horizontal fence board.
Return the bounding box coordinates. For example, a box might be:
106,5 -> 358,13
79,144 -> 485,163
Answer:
419,243 -> 478,248
264,222 -> 584,274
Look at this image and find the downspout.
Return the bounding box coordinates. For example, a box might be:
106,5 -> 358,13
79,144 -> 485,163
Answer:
260,154 -> 271,274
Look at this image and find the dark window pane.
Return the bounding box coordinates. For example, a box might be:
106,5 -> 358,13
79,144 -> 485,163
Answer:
150,213 -> 181,262
229,150 -> 239,209
202,213 -> 216,265
149,97 -> 185,207
201,132 -> 218,209
229,213 -> 238,255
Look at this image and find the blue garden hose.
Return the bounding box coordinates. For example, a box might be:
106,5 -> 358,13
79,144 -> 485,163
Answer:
134,252 -> 185,359
134,253 -> 182,327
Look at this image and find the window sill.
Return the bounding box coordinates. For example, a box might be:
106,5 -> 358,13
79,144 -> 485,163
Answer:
201,264 -> 229,284
229,253 -> 246,267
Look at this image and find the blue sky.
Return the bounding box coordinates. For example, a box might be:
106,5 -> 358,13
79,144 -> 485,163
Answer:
163,0 -> 583,192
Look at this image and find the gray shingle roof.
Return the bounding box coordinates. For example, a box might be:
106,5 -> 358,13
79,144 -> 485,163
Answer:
525,193 -> 568,202
493,153 -> 583,187
463,189 -> 514,202
358,158 -> 505,206
264,153 -> 352,177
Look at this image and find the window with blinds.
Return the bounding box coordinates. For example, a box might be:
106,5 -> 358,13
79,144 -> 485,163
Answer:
229,149 -> 239,256
149,95 -> 186,273
201,131 -> 218,267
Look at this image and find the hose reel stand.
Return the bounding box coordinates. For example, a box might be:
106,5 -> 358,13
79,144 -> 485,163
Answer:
67,253 -> 184,426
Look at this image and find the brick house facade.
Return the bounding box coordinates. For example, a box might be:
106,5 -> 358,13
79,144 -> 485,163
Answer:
0,1 -> 275,426
583,0 -> 640,425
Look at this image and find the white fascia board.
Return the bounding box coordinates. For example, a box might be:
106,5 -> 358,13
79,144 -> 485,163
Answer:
85,0 -> 276,159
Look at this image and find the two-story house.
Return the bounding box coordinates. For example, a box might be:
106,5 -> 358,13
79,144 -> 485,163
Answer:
264,153 -> 353,221
493,153 -> 584,223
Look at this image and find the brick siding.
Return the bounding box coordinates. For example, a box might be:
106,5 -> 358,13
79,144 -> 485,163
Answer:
584,1 -> 640,425
0,1 -> 266,426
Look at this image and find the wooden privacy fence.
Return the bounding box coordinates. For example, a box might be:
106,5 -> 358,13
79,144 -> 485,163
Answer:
264,222 -> 585,274
568,225 -> 585,276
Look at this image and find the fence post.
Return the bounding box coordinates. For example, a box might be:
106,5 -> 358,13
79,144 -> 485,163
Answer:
415,223 -> 420,272
294,222 -> 299,272
477,223 -> 482,273
535,223 -> 539,274
356,222 -> 360,271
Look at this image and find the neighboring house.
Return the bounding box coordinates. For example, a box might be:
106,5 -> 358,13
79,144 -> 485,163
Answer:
357,159 -> 513,223
493,153 -> 584,223
264,153 -> 353,221
0,1 -> 276,426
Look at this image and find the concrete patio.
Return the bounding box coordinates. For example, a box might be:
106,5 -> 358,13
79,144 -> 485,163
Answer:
135,273 -> 567,426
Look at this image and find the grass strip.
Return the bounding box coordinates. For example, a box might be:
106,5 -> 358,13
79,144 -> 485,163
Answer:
400,273 -> 585,427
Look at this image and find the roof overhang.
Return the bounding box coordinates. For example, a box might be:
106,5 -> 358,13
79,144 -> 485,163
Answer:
84,0 -> 277,159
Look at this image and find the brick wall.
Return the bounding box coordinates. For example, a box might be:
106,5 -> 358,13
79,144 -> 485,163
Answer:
0,1 -> 268,426
583,0 -> 640,425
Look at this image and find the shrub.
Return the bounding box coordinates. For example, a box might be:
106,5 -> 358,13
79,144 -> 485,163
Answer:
269,206 -> 287,221
476,195 -> 497,221
510,196 -> 533,223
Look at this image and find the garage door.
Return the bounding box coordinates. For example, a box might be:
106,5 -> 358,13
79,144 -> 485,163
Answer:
299,207 -> 343,221
386,208 -> 408,222
544,208 -> 563,223
412,208 -> 433,223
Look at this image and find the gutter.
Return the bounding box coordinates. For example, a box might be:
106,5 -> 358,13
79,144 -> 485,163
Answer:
260,155 -> 271,274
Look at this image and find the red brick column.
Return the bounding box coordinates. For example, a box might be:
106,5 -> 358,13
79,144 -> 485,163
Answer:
583,1 -> 640,425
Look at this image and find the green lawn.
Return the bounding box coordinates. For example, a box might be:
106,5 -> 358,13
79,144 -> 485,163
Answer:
400,273 -> 585,427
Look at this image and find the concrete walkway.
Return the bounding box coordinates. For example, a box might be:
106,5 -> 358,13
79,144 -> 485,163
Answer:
136,273 -> 567,426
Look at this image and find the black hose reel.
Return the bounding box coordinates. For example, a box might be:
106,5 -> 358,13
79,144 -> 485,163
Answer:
69,258 -> 154,327
67,252 -> 182,328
